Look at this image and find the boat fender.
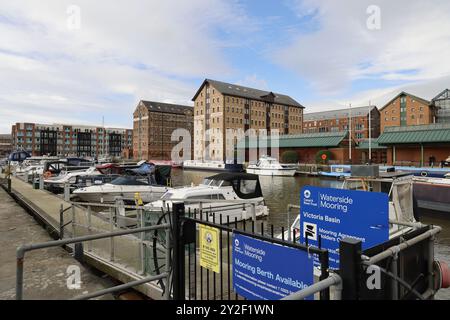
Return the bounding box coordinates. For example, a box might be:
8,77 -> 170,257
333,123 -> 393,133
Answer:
434,261 -> 450,289
421,171 -> 428,177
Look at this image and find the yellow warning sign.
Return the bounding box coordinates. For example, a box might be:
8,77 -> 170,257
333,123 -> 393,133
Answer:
199,224 -> 220,273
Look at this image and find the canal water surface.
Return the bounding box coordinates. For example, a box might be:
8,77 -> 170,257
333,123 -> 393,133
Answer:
171,169 -> 450,299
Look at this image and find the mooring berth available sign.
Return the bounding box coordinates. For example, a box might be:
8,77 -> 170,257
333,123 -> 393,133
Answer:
300,186 -> 389,269
233,233 -> 314,300
199,224 -> 220,273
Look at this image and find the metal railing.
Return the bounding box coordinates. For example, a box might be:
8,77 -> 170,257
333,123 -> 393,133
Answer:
169,202 -> 331,301
16,223 -> 171,300
282,274 -> 342,300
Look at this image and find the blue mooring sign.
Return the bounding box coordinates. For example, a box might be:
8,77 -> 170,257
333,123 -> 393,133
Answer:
300,186 -> 389,269
232,233 -> 314,300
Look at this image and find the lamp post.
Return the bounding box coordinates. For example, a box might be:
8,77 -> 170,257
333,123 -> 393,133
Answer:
368,101 -> 372,164
348,103 -> 352,163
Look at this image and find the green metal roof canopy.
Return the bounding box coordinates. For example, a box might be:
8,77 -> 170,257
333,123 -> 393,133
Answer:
236,131 -> 348,149
377,123 -> 450,144
356,138 -> 387,149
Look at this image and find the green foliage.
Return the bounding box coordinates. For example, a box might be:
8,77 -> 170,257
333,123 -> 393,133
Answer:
315,150 -> 332,164
281,150 -> 299,163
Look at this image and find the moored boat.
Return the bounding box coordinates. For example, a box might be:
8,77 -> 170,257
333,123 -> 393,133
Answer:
413,175 -> 450,216
246,155 -> 296,176
144,172 -> 269,222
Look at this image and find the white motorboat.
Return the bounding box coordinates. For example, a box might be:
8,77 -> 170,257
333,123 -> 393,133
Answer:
73,175 -> 171,203
13,157 -> 57,176
144,172 -> 269,223
246,155 -> 296,176
183,160 -> 227,171
44,167 -> 102,191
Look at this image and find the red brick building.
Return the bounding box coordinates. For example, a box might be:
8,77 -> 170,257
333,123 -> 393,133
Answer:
303,105 -> 380,143
11,122 -> 133,158
133,100 -> 193,161
380,92 -> 434,133
0,134 -> 12,157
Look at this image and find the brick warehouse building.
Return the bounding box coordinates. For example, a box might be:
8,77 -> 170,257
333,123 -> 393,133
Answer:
380,91 -> 434,133
192,79 -> 304,162
303,105 -> 380,143
0,134 -> 12,157
11,123 -> 133,158
133,100 -> 193,161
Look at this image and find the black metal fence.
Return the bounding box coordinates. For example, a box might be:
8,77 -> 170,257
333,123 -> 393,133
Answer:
170,203 -> 330,300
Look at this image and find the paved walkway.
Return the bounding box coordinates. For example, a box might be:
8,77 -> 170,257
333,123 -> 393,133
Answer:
0,187 -> 114,300
2,175 -> 167,299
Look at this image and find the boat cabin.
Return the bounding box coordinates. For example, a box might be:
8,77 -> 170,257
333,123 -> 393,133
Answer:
201,172 -> 263,199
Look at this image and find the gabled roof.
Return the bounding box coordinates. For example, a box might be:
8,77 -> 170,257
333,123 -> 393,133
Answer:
192,79 -> 304,108
237,131 -> 348,149
377,123 -> 450,144
139,100 -> 193,115
432,89 -> 450,102
379,91 -> 430,111
304,105 -> 377,121
356,138 -> 386,149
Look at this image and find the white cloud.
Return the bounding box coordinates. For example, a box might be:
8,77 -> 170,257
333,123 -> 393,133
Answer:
275,0 -> 450,96
236,74 -> 269,90
0,0 -> 255,132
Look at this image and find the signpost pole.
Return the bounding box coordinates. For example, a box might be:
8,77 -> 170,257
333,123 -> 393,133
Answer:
172,202 -> 185,300
339,238 -> 362,300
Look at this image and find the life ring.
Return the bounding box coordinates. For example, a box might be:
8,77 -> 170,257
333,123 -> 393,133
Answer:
420,171 -> 428,177
43,171 -> 52,179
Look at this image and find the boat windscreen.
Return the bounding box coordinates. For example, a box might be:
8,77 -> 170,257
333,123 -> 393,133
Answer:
111,176 -> 149,186
161,192 -> 173,200
231,178 -> 263,199
201,178 -> 212,185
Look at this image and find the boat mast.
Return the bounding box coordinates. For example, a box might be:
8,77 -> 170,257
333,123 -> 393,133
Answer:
368,101 -> 372,163
348,103 -> 352,163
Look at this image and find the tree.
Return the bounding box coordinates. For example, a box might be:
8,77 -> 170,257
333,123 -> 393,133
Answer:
315,150 -> 332,164
281,150 -> 299,163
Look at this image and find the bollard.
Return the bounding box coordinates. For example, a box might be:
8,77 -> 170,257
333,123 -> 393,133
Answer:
64,182 -> 70,201
138,207 -> 145,275
109,207 -> 115,262
7,177 -> 11,193
39,174 -> 44,190
73,243 -> 84,262
87,206 -> 92,252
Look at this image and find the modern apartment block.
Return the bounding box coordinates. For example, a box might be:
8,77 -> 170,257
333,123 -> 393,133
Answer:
192,79 -> 304,161
0,134 -> 12,157
11,123 -> 133,158
303,105 -> 380,142
432,89 -> 450,124
380,92 -> 434,133
133,100 -> 194,160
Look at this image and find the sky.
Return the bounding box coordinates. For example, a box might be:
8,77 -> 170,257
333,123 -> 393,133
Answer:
1,0 -> 450,133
